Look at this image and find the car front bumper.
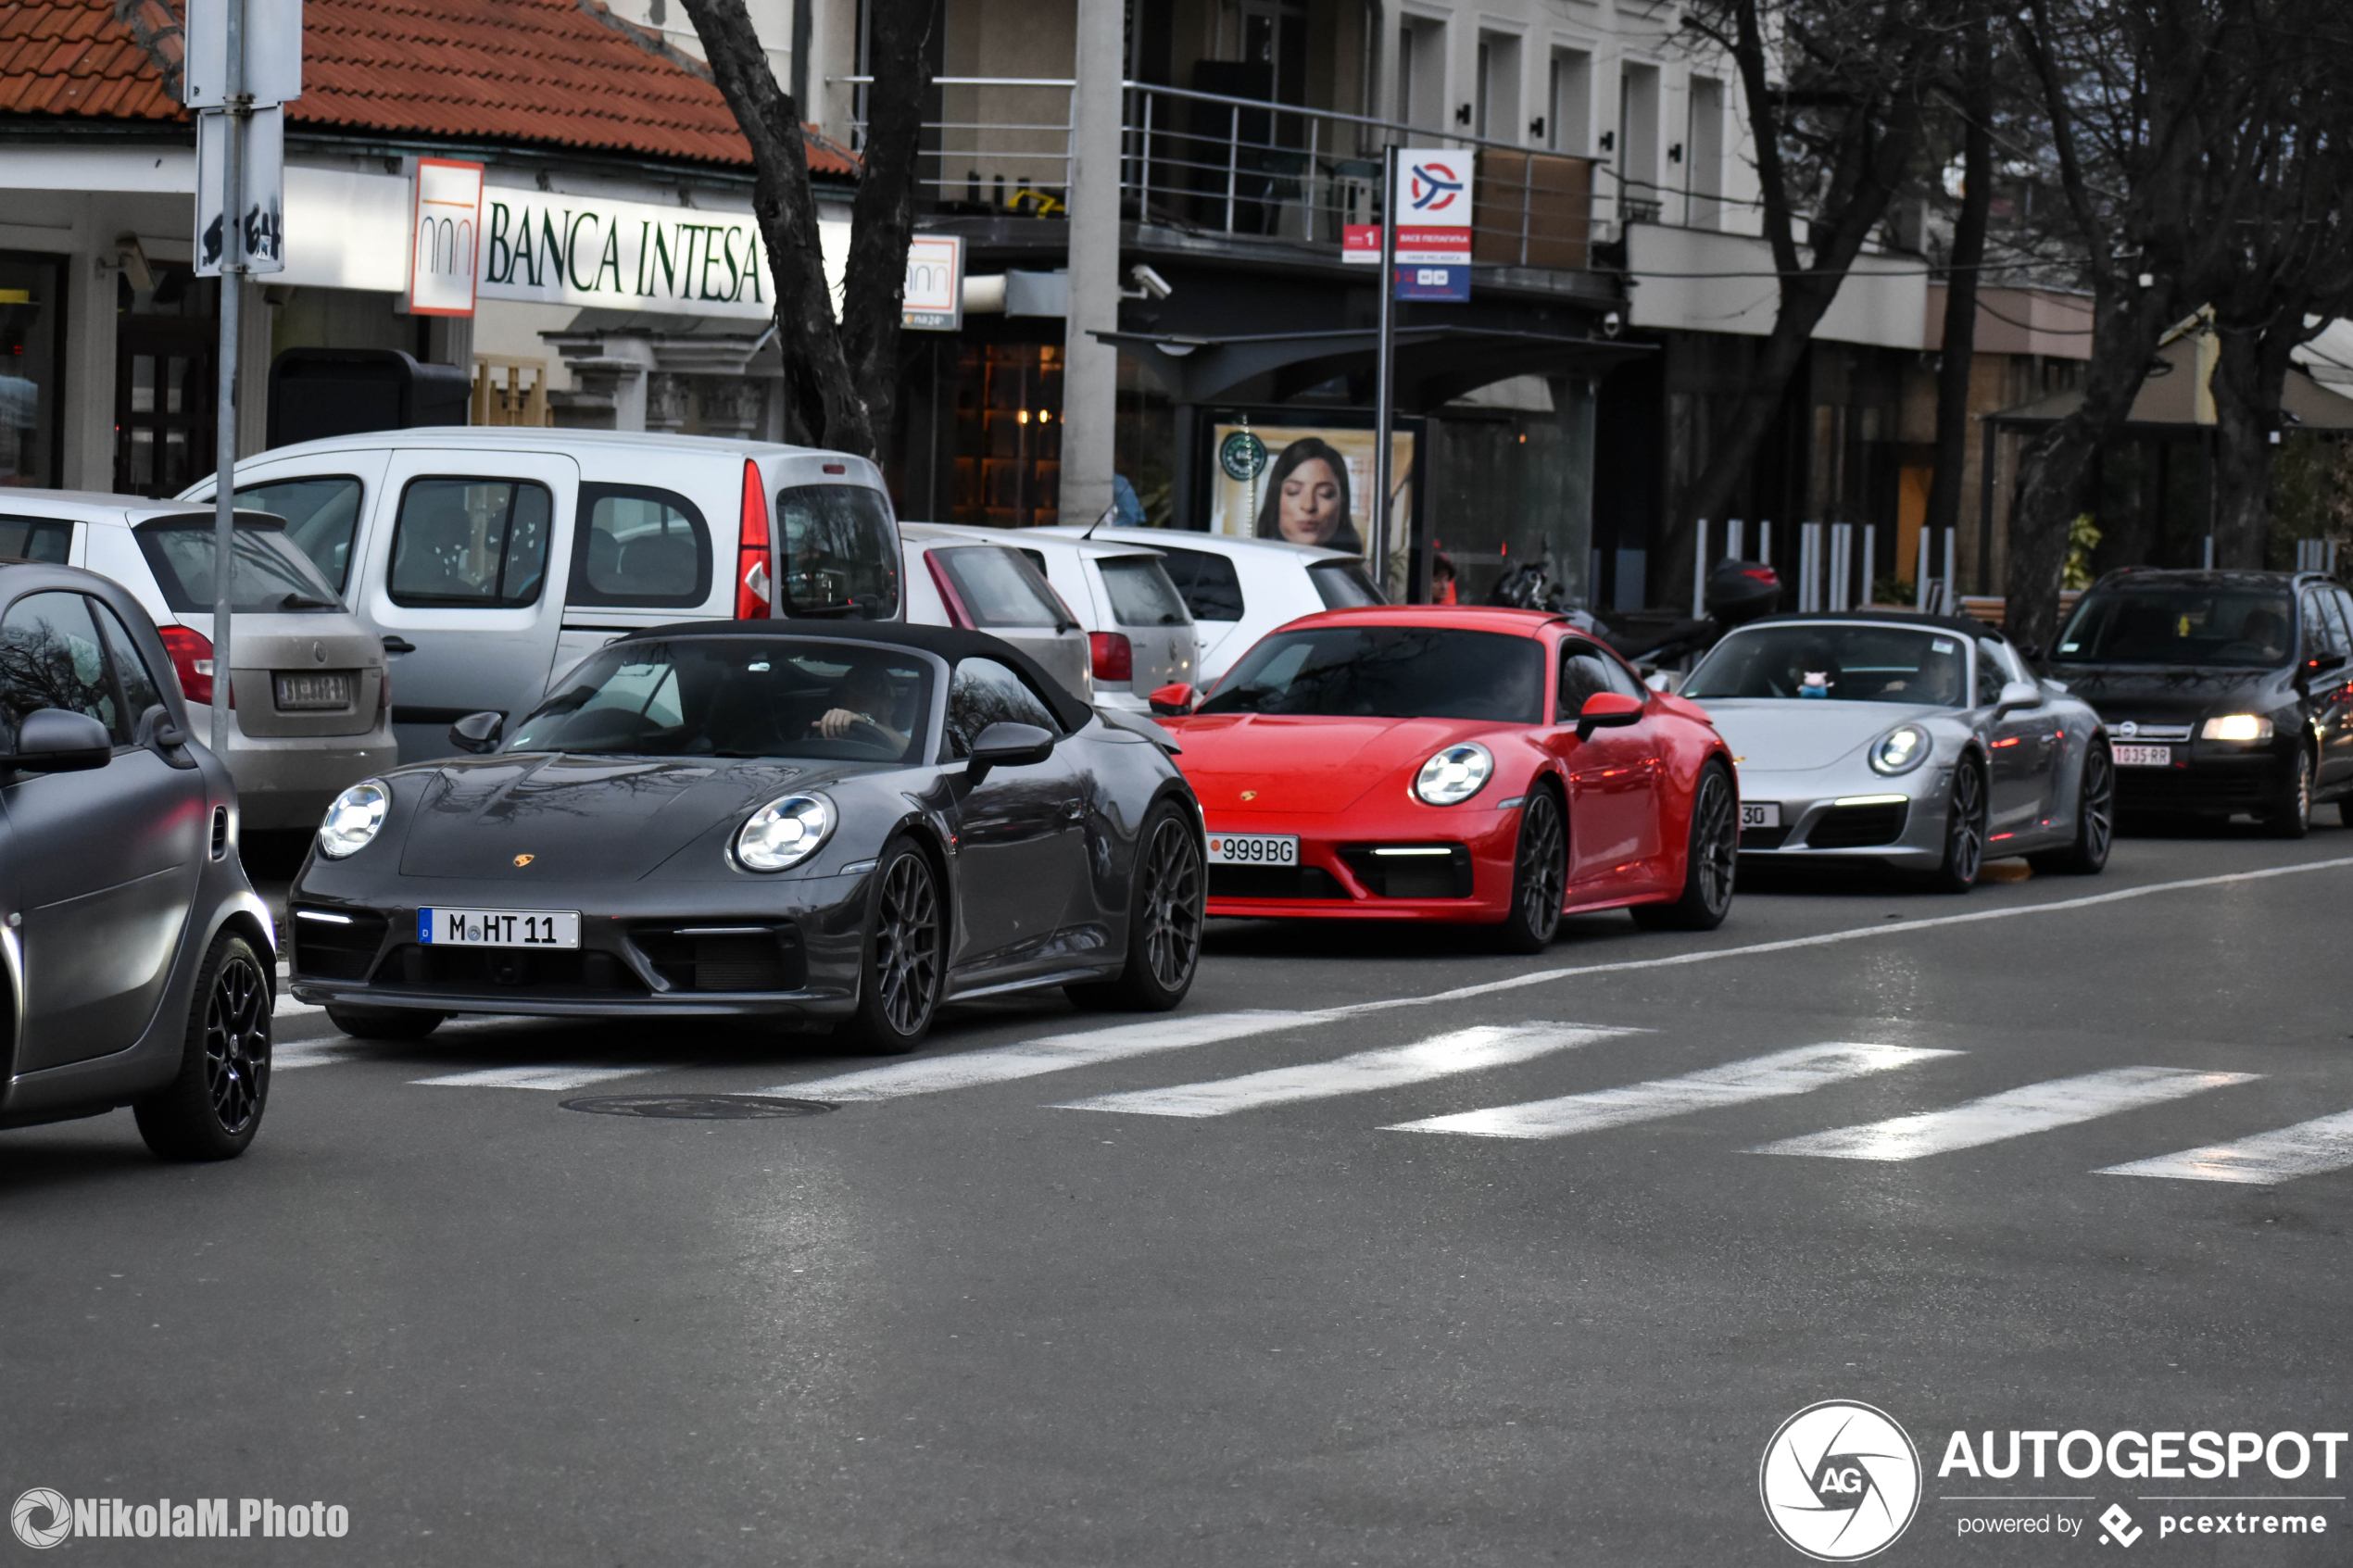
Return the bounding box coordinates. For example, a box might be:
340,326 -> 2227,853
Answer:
1200,798 -> 1525,922
1731,763 -> 1953,868
2108,742 -> 2294,815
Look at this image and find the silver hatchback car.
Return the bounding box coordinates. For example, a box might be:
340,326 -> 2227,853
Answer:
0,492 -> 396,830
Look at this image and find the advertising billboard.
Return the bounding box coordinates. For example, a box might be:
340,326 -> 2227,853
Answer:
1204,418 -> 1416,567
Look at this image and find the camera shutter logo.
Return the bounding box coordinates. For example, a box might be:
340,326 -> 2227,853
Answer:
1759,1401 -> 1921,1561
11,1489 -> 70,1550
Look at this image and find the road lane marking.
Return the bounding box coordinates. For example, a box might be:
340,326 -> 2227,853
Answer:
2096,1109 -> 2353,1184
274,1041 -> 364,1071
1388,1042 -> 1950,1140
411,1064 -> 662,1091
1052,1023 -> 1638,1118
1755,1067 -> 2261,1160
766,1010 -> 1341,1102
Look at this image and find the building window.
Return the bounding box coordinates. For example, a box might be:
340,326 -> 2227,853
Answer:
952,343 -> 1062,529
0,253 -> 67,491
113,263 -> 219,498
1549,50 -> 1592,155
1398,16 -> 1445,132
1687,77 -> 1726,230
1476,32 -> 1520,143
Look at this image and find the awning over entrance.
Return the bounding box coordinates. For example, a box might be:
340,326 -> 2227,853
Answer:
1987,332 -> 2353,432
1094,325 -> 1650,411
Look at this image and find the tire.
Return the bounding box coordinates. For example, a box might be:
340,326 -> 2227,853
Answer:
1067,800 -> 1205,1011
847,836 -> 947,1053
1632,759 -> 1738,931
1923,759 -> 1987,894
2266,746 -> 2315,839
1492,784 -> 1567,953
134,932 -> 271,1161
325,1005 -> 446,1041
2029,741 -> 2114,875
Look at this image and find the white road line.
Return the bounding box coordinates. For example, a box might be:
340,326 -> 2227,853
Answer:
770,1010 -> 1339,1102
274,1041 -> 364,1072
1389,1041 -> 1951,1140
2097,1109 -> 2353,1185
1053,1022 -> 1638,1118
411,1064 -> 661,1091
1755,1067 -> 2260,1161
274,997 -> 323,1017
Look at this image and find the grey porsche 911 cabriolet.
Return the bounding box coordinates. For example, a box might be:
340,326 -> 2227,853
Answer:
284,622 -> 1206,1051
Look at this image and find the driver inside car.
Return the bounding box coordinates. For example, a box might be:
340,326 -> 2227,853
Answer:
812,659 -> 912,752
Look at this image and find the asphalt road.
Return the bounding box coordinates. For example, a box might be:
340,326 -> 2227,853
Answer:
6,822 -> 2353,1565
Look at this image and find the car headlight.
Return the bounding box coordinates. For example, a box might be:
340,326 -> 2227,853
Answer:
736,793 -> 837,872
2200,713 -> 2273,743
1414,743 -> 1493,806
318,779 -> 390,859
1869,725 -> 1931,776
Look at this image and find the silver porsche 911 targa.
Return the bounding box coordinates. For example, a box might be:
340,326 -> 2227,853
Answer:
1681,612 -> 2113,891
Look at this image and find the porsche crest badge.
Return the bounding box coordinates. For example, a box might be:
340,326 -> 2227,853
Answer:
1240,790 -> 1258,801
513,854 -> 535,868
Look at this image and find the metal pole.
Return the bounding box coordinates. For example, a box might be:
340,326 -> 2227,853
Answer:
1915,525 -> 1931,610
1861,524 -> 1875,606
1372,144 -> 1399,596
1944,526 -> 1957,613
1758,520 -> 1771,568
210,0 -> 245,759
1692,518 -> 1707,618
1727,518 -> 1743,561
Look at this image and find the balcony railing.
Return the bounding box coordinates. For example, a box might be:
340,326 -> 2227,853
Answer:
839,76 -> 1618,270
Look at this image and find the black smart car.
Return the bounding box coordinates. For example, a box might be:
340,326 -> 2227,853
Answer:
2048,569 -> 2353,835
0,560 -> 276,1157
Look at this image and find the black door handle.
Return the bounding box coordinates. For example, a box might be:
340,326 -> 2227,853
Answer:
382,635 -> 416,655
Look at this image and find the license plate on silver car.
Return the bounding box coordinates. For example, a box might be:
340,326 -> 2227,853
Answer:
275,671 -> 355,709
418,909 -> 581,948
1740,801 -> 1781,829
2113,743 -> 2172,767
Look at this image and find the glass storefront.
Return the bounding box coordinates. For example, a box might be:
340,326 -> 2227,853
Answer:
0,252 -> 66,490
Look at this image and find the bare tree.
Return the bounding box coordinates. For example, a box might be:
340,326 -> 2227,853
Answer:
678,0 -> 937,458
1921,14 -> 1994,569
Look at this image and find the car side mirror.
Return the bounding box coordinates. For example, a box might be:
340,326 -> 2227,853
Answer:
1994,679 -> 2043,716
1148,682 -> 1197,716
448,710 -> 505,755
966,721 -> 1056,784
5,708 -> 114,773
1576,690 -> 1644,742
2306,651 -> 2347,677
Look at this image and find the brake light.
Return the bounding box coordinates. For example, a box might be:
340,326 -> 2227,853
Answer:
1089,631 -> 1133,683
1743,567 -> 1779,584
158,624 -> 232,708
925,553 -> 972,628
736,458 -> 773,621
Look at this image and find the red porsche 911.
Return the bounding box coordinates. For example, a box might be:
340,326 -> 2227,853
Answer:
1149,607 -> 1739,948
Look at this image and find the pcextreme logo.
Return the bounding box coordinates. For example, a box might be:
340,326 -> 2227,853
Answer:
1761,1401 -> 1924,1562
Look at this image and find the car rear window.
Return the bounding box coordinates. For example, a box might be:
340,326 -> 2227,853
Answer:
1098,555 -> 1190,627
776,484 -> 900,620
1152,545 -> 1245,621
1308,558 -> 1385,608
134,515 -> 346,615
930,546 -> 1068,630
0,514 -> 73,564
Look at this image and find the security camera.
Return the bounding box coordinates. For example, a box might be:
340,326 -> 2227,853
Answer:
1600,309 -> 1624,339
1126,264 -> 1174,301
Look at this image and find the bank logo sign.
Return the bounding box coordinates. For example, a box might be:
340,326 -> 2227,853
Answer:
409,157 -> 484,318
1761,1401 -> 1923,1561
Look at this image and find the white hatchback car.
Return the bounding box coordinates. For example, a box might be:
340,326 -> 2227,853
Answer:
1032,527 -> 1381,685
899,524 -> 1094,702
0,491 -> 396,830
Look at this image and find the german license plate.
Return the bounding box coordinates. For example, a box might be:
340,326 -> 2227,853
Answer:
1740,800 -> 1781,829
2113,743 -> 2172,767
1205,832 -> 1298,867
418,908 -> 581,948
275,671 -> 354,709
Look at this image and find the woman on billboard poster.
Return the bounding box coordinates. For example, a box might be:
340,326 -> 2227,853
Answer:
1253,437 -> 1363,553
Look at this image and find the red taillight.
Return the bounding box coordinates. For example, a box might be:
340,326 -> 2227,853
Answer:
1743,567 -> 1779,584
925,553 -> 973,628
1090,631 -> 1133,683
158,624 -> 231,707
736,458 -> 773,621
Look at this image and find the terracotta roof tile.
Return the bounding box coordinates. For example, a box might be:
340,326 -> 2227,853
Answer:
0,0 -> 859,176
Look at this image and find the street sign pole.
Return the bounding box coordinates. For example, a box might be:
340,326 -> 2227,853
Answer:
1371,144 -> 1399,596
210,0 -> 244,759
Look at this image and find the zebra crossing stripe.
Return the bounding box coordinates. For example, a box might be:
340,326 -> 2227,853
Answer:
1754,1066 -> 2260,1161
274,1040 -> 363,1072
2096,1109 -> 2353,1184
769,1011 -> 1336,1103
411,1064 -> 661,1091
1387,1041 -> 1951,1140
1053,1023 -> 1637,1118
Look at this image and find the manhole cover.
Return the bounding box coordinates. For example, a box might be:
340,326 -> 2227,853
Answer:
560,1094 -> 835,1120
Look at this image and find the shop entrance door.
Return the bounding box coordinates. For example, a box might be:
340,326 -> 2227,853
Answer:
114,305 -> 217,498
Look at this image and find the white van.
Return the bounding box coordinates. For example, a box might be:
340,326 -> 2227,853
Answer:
182,430 -> 901,761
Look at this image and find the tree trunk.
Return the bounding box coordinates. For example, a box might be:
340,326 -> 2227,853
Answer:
2209,316 -> 2306,569
837,0 -> 937,460
1923,21 -> 1993,586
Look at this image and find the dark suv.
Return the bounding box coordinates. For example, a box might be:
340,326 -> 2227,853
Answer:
0,560 -> 277,1157
2049,569 -> 2353,835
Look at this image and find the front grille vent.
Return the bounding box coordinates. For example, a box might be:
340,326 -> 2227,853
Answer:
1207,865 -> 1348,900
629,926 -> 806,992
289,908 -> 388,981
1803,801 -> 1910,849
1338,844 -> 1475,898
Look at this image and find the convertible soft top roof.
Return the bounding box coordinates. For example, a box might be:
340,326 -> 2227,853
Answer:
627,617 -> 1098,732
1740,610 -> 2003,642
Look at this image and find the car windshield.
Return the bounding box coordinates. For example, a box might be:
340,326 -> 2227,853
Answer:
2054,585 -> 2296,668
134,516 -> 345,614
1200,625 -> 1544,721
1686,624 -> 1970,706
508,637 -> 935,764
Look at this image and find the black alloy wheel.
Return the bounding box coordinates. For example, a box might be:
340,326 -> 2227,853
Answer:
2032,742 -> 2113,875
1493,786 -> 1567,953
850,840 -> 945,1052
135,933 -> 272,1160
1926,759 -> 1987,894
1634,760 -> 1738,930
2267,746 -> 2315,840
1068,802 -> 1205,1011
